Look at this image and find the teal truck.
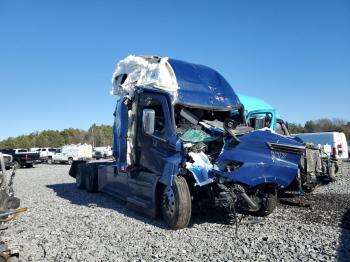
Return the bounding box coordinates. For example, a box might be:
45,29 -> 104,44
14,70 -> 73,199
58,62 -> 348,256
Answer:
238,94 -> 290,136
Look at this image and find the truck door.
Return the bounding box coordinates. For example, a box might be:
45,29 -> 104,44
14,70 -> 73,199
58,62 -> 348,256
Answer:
112,97 -> 128,169
136,93 -> 177,174
129,92 -> 181,204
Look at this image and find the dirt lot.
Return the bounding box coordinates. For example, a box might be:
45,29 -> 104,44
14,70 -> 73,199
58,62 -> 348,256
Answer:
1,164 -> 350,261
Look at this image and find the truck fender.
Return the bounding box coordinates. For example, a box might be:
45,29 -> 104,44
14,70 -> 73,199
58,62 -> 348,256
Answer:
158,153 -> 183,186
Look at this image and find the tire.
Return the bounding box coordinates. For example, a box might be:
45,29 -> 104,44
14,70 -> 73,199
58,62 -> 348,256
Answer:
47,157 -> 53,164
13,161 -> 20,169
76,164 -> 86,190
68,158 -> 73,165
161,176 -> 192,229
85,165 -> 98,193
25,163 -> 33,168
254,190 -> 277,217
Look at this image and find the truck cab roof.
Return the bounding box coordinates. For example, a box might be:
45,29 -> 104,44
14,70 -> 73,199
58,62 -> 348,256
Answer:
112,55 -> 242,111
168,58 -> 241,110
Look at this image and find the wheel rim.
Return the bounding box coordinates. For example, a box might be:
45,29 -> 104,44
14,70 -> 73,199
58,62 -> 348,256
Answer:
163,186 -> 176,219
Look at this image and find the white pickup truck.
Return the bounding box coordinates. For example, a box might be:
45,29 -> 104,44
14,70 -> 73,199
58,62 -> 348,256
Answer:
93,146 -> 113,159
48,144 -> 92,165
34,148 -> 57,162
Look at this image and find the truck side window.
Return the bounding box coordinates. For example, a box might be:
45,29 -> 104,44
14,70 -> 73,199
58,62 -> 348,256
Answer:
276,123 -> 284,135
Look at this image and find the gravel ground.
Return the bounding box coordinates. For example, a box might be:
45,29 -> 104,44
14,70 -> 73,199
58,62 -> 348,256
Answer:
1,164 -> 349,261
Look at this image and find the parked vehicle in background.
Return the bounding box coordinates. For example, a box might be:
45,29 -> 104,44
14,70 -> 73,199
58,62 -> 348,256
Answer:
50,144 -> 92,165
93,146 -> 113,159
238,93 -> 291,136
293,132 -> 348,175
35,148 -> 57,162
0,153 -> 13,170
92,150 -> 103,160
339,133 -> 348,159
0,148 -> 40,168
293,132 -> 348,160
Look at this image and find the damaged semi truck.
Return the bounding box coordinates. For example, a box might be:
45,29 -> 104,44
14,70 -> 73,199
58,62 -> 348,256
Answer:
69,55 -> 306,229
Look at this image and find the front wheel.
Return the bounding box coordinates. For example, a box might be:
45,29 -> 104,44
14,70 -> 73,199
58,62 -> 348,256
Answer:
68,158 -> 73,165
161,176 -> 192,229
47,157 -> 53,164
254,190 -> 277,216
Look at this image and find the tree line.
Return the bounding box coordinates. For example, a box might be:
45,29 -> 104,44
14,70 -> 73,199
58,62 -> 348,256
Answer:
1,118 -> 349,149
288,118 -> 350,140
0,124 -> 113,149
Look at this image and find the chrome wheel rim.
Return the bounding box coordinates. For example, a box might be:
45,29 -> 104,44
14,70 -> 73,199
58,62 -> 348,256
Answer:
163,186 -> 176,218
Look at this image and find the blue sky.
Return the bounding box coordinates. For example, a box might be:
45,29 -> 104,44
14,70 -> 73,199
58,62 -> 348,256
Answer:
0,0 -> 349,140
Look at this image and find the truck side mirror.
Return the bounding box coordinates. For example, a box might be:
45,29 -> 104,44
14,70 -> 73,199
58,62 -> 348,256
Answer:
142,109 -> 155,135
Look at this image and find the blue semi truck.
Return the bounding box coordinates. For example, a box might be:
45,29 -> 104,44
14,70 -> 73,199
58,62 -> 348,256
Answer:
69,56 -> 306,229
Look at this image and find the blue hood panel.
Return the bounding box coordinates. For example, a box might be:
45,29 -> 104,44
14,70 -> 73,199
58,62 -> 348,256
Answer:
168,59 -> 242,109
215,130 -> 304,188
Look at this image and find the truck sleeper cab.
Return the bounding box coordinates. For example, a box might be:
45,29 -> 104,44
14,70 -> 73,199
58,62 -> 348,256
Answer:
69,56 -> 304,229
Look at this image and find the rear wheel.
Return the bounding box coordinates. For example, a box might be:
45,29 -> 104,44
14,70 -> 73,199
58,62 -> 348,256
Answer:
85,165 -> 98,193
161,176 -> 192,229
13,161 -> 20,169
47,157 -> 53,164
76,164 -> 86,189
68,158 -> 73,165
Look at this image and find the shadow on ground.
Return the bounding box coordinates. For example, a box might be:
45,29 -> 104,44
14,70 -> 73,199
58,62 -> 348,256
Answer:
337,208 -> 350,262
47,183 -> 226,229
